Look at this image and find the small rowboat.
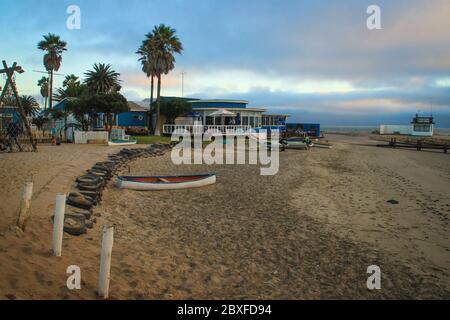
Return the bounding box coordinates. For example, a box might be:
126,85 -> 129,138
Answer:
284,141 -> 309,150
116,173 -> 216,191
313,143 -> 333,149
108,139 -> 137,146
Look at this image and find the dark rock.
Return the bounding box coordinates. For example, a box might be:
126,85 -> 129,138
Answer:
77,176 -> 101,186
64,213 -> 87,236
85,220 -> 94,229
66,207 -> 92,220
77,183 -> 101,192
67,192 -> 93,210
51,212 -> 87,236
387,200 -> 399,205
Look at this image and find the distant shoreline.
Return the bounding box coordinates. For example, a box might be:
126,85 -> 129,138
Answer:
320,126 -> 450,135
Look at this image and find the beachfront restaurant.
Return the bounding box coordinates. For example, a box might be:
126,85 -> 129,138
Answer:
163,99 -> 289,135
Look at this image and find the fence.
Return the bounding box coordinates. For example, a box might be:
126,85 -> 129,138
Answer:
163,124 -> 253,135
74,131 -> 109,144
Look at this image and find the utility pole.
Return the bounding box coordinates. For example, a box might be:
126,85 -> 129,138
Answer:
181,71 -> 187,97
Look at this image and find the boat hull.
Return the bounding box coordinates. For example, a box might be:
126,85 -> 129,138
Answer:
116,174 -> 216,191
108,140 -> 137,146
285,142 -> 309,150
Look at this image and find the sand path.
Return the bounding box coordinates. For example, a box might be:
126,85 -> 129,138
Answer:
0,138 -> 449,299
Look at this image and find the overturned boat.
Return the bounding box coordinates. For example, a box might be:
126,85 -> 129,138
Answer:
116,173 -> 217,191
108,139 -> 138,146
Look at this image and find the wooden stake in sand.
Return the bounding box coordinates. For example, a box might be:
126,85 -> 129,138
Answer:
16,182 -> 33,232
52,194 -> 66,257
98,225 -> 114,299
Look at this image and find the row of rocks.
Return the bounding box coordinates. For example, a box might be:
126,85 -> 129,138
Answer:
60,143 -> 172,236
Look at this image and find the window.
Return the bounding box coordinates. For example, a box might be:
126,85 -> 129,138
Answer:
414,124 -> 431,132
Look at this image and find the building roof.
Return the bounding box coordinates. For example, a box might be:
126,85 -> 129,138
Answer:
411,114 -> 434,124
128,101 -> 148,112
188,99 -> 249,104
193,107 -> 267,112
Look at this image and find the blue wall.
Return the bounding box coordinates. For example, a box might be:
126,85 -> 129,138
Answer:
118,111 -> 147,127
0,108 -> 21,122
192,101 -> 248,109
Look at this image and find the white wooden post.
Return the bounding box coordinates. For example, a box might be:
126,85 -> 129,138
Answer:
52,193 -> 66,257
98,225 -> 114,298
17,182 -> 33,231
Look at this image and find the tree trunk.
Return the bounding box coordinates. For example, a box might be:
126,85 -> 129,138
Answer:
49,70 -> 54,110
148,76 -> 154,133
44,95 -> 48,110
154,74 -> 162,136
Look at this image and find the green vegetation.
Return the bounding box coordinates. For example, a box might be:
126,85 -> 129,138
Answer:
132,135 -> 171,145
160,98 -> 192,124
84,63 -> 121,94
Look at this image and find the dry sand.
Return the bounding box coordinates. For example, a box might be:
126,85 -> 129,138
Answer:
0,137 -> 449,299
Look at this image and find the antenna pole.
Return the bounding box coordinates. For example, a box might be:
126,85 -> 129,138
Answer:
181,71 -> 187,97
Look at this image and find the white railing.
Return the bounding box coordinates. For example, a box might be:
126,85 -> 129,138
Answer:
110,128 -> 131,141
74,131 -> 109,144
163,125 -> 253,135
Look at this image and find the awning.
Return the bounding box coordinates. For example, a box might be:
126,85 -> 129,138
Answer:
208,109 -> 236,117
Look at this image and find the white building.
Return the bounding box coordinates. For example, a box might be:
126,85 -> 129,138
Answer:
380,114 -> 434,137
163,99 -> 289,135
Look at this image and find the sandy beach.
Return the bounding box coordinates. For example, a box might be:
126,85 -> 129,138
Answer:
0,136 -> 449,299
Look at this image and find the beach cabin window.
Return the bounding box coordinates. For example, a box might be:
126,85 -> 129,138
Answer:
414,124 -> 430,132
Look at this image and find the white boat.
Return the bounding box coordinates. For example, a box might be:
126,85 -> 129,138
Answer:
108,139 -> 137,146
313,144 -> 333,149
116,173 -> 217,191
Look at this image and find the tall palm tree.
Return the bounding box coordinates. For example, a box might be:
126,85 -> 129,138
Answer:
137,34 -> 158,132
37,33 -> 67,110
84,63 -> 121,93
37,76 -> 49,110
62,74 -> 80,88
141,24 -> 183,136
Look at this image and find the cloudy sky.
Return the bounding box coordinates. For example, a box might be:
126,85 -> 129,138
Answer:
1,0 -> 449,126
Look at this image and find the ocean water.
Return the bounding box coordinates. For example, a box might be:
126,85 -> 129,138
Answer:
321,126 -> 378,133
322,126 -> 450,135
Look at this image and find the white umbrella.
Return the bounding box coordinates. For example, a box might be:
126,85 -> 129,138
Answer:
209,109 -> 236,117
209,109 -> 236,125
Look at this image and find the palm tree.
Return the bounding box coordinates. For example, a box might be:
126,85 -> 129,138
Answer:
62,74 -> 80,88
137,34 -> 158,132
37,77 -> 49,109
140,24 -> 183,135
37,33 -> 67,110
84,63 -> 121,93
53,84 -> 86,102
20,96 -> 40,117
